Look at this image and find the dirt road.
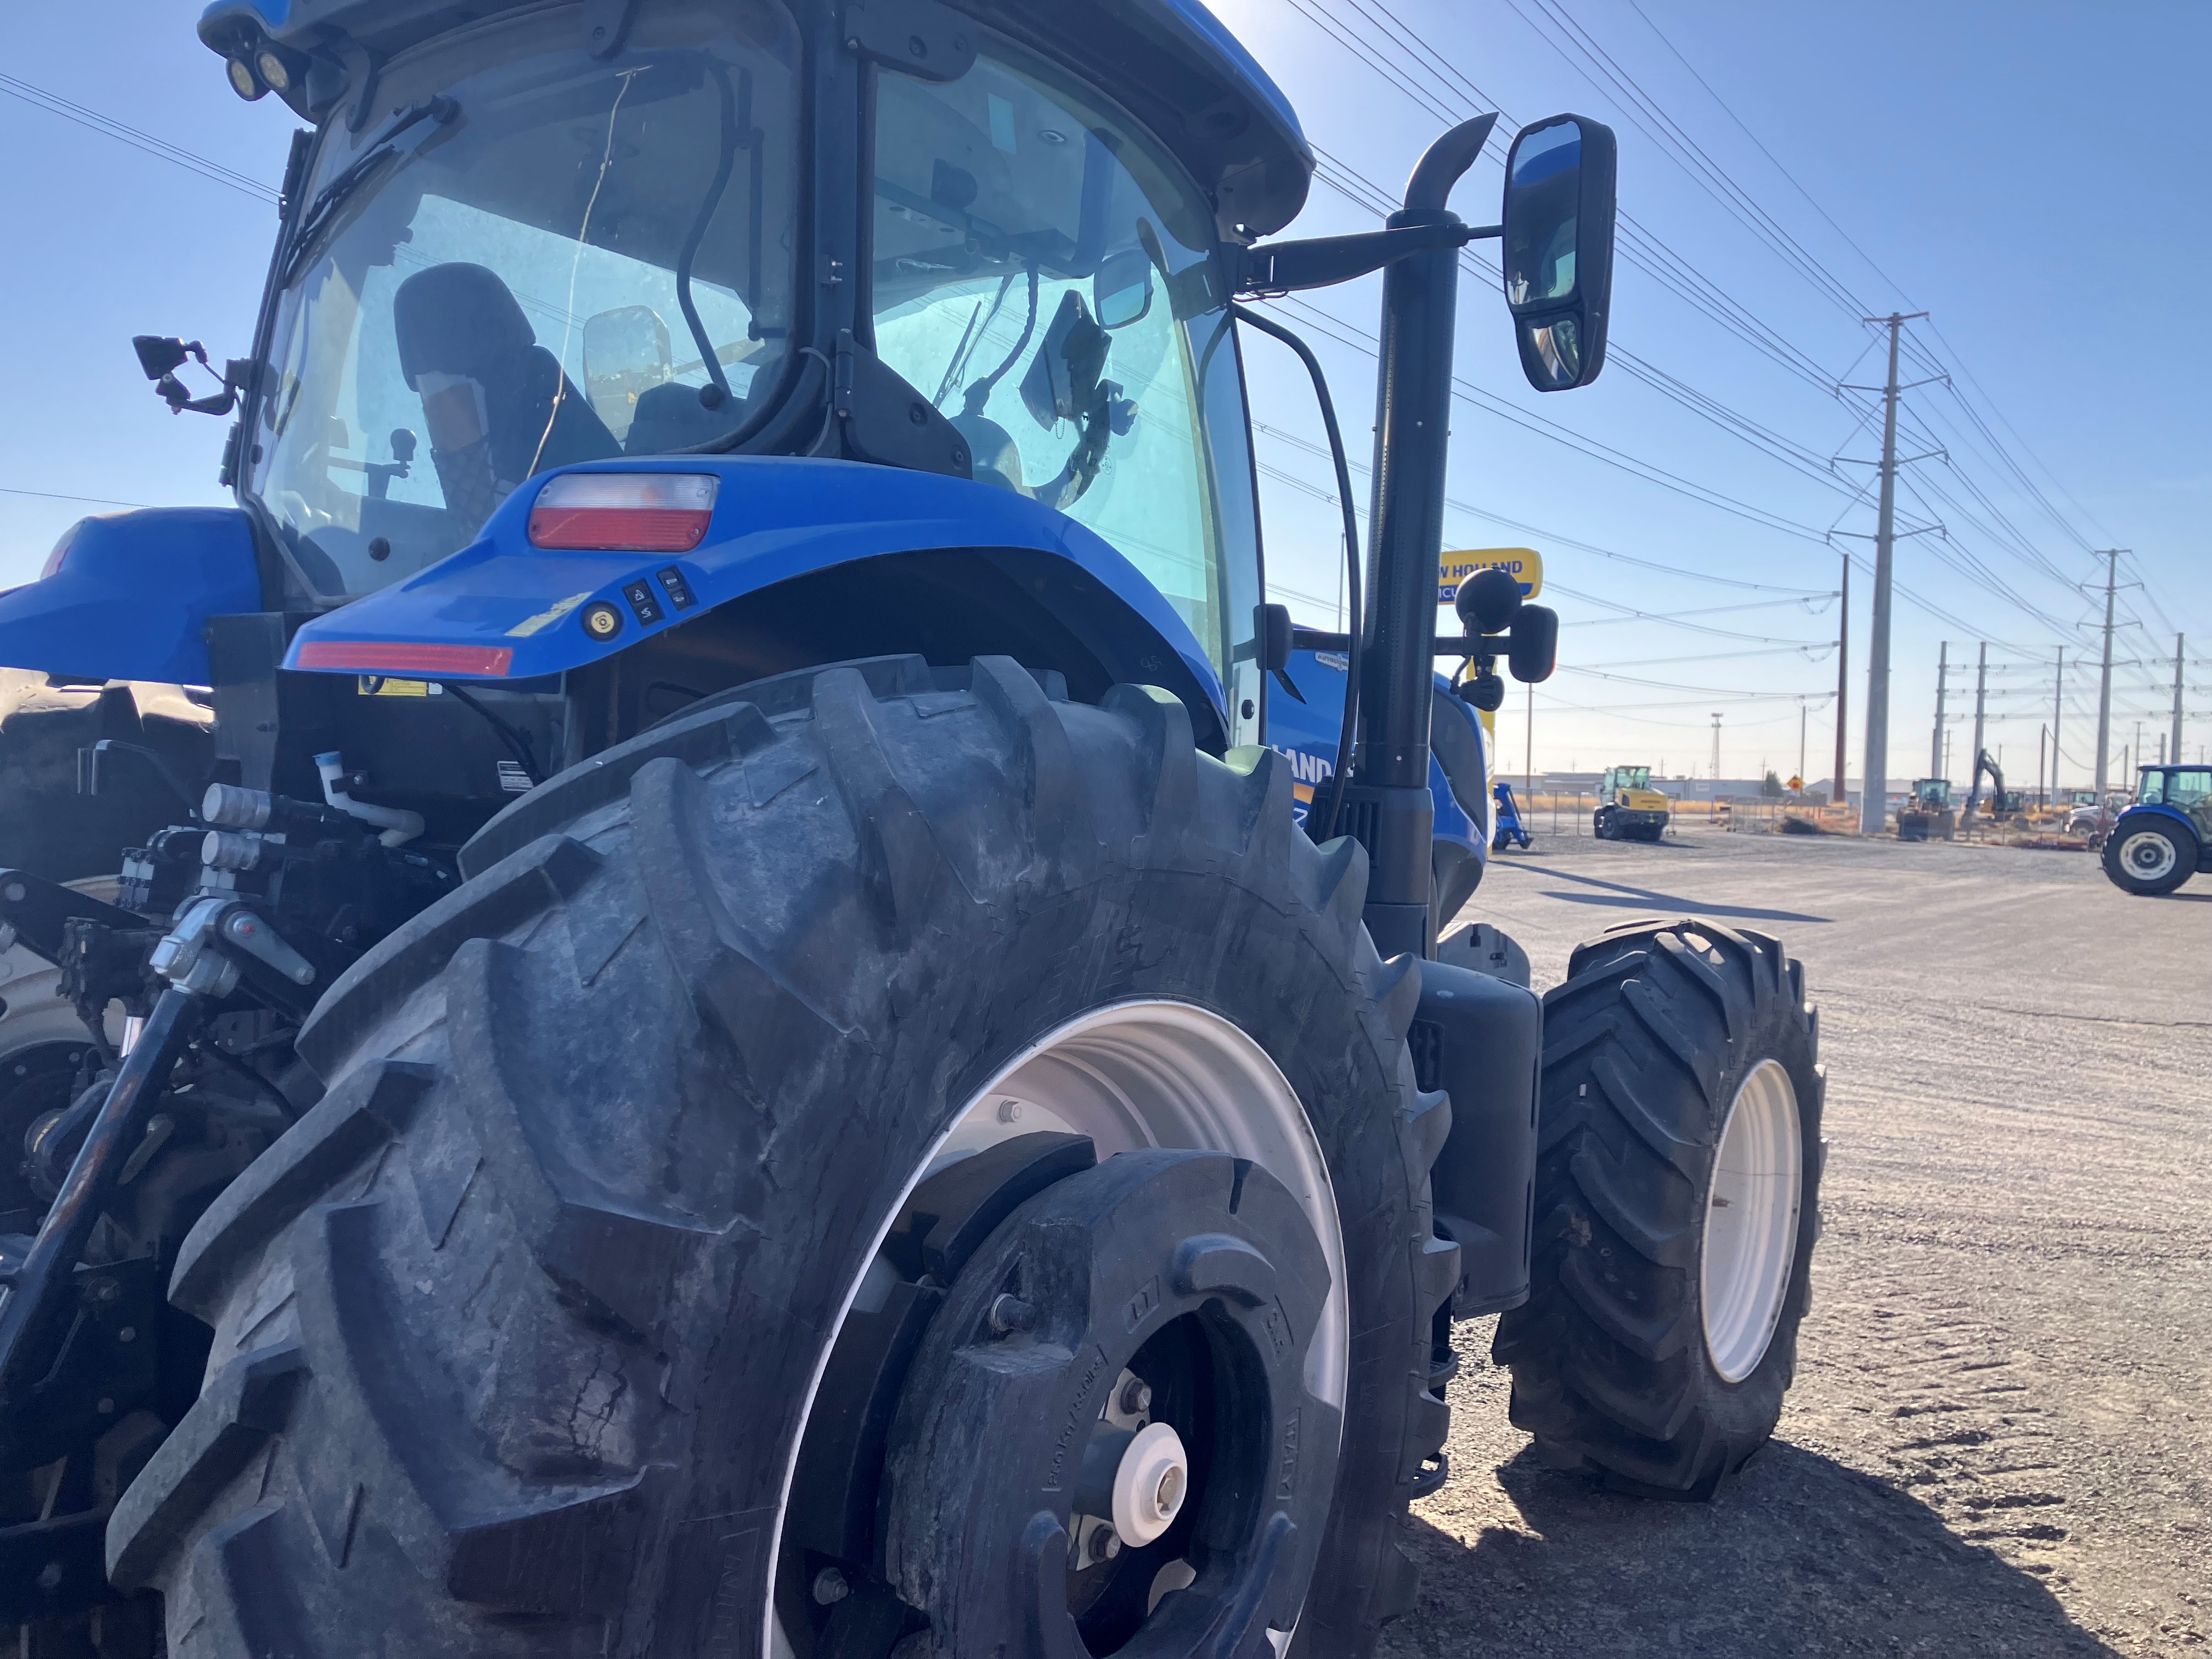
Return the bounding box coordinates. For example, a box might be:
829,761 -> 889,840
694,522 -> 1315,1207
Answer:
1392,825 -> 2209,1658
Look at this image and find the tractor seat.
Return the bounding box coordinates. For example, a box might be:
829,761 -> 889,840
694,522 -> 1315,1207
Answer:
393,262 -> 621,526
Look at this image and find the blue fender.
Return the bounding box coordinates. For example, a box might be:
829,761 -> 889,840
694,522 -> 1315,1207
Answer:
2112,802 -> 2202,851
0,509 -> 263,685
283,456 -> 1225,725
1263,646 -> 1488,878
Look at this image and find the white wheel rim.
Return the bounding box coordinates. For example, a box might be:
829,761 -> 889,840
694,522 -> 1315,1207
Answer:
768,998 -> 1348,1655
2119,831 -> 2176,879
1700,1059 -> 1803,1384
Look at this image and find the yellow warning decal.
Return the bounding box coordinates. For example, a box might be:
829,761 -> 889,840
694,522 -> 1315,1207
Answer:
356,676 -> 435,697
506,591 -> 592,637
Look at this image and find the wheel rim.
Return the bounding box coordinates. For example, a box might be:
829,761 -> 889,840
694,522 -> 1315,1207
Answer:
1700,1059 -> 1803,1384
2118,830 -> 2177,880
770,999 -> 1348,1656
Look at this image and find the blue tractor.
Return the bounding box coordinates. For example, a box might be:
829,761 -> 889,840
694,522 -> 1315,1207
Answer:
2102,764 -> 2210,895
0,4 -> 1825,1653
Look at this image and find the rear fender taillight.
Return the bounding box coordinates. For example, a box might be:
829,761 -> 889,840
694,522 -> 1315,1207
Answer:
527,472 -> 718,552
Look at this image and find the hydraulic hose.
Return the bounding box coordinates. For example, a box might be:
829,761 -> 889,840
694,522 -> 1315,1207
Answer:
0,987 -> 206,1425
1232,302 -> 1363,842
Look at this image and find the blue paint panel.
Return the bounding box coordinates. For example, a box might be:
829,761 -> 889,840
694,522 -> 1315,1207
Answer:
2114,802 -> 2201,850
284,456 -> 1224,718
1263,647 -> 1486,870
0,509 -> 263,685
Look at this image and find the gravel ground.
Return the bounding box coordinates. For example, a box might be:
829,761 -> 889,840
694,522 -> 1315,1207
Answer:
1389,822 -> 2209,1658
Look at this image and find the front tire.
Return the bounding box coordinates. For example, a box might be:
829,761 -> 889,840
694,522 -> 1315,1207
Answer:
110,658 -> 1457,1658
2103,819 -> 2196,895
1493,919 -> 1822,1498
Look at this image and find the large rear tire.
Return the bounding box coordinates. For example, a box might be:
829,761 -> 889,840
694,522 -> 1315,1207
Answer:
1493,918 -> 1822,1498
2102,819 -> 2196,895
108,658 -> 1457,1658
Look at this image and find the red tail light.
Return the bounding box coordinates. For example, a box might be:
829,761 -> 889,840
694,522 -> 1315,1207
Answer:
296,641 -> 514,676
528,473 -> 718,551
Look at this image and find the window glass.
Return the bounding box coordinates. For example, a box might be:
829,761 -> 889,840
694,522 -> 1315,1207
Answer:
870,44 -> 1261,724
248,0 -> 800,599
2142,769 -> 2210,806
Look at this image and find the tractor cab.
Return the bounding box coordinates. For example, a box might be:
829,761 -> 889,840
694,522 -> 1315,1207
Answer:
1601,764 -> 1652,797
189,0 -> 1274,742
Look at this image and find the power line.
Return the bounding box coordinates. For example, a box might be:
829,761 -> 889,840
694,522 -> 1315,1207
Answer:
0,73 -> 279,204
1250,421 -> 1832,593
1,484 -> 157,509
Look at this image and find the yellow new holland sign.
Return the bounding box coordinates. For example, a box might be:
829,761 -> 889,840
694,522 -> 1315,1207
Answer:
1438,547 -> 1544,605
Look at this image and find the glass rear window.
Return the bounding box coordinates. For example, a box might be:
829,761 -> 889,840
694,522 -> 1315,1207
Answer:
247,0 -> 800,600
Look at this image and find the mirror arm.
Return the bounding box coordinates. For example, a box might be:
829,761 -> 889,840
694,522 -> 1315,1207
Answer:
1231,220 -> 1475,297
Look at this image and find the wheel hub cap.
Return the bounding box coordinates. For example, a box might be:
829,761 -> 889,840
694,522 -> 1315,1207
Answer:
1112,1422 -> 1189,1547
1700,1059 -> 1804,1384
2121,832 -> 2176,878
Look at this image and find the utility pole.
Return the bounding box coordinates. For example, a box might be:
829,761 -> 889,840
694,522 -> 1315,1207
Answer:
2174,633 -> 2187,769
1833,550 -> 1849,808
2093,550 -> 2123,798
2051,646 -> 2063,800
1525,681 -> 1533,809
1711,712 -> 1722,784
1797,698 -> 1807,788
1929,641 -> 1948,779
1965,642 -> 1988,821
1855,312 -> 1929,833
2038,723 -> 2047,808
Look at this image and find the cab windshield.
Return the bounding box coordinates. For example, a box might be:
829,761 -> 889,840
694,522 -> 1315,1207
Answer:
247,0 -> 799,600
2140,769 -> 2210,809
869,40 -> 1262,707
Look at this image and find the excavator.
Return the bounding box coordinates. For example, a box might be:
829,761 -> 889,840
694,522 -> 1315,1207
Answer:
1963,748 -> 2023,828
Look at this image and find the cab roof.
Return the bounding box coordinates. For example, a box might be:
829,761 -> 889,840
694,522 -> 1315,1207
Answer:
199,0 -> 1313,238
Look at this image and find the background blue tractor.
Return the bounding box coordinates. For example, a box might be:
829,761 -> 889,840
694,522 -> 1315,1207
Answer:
0,3 -> 1825,1654
2102,764 -> 2211,895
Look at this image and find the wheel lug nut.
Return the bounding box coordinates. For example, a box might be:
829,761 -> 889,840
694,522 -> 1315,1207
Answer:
811,1567 -> 850,1606
1120,1378 -> 1153,1416
1101,1527 -> 1121,1559
988,1294 -> 1036,1335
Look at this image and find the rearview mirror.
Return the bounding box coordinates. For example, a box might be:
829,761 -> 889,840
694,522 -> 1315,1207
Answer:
1500,115 -> 1616,392
1093,247 -> 1154,330
583,306 -> 673,441
1020,291 -> 1110,428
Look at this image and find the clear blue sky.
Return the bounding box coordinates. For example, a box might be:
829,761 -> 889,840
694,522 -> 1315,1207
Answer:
2,1 -> 2205,787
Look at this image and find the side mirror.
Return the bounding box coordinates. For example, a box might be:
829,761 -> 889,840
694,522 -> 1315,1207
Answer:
1258,602 -> 1294,673
1021,291 -> 1110,428
1500,115 -> 1616,393
1256,601 -> 1305,705
583,306 -> 674,441
1506,604 -> 1558,683
132,334 -> 239,417
1093,247 -> 1155,330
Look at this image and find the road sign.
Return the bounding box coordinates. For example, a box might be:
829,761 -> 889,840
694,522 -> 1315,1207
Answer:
1440,547 -> 1544,605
